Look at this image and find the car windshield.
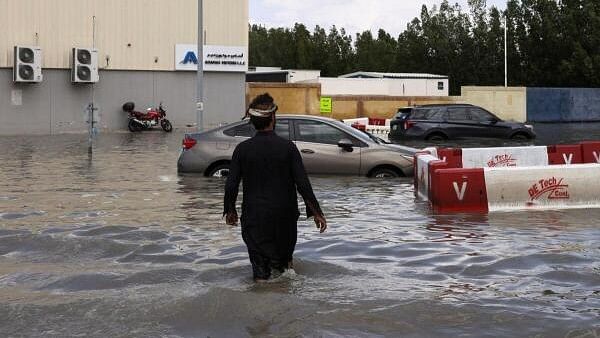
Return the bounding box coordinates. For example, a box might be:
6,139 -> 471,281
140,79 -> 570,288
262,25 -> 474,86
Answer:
326,119 -> 375,144
361,130 -> 390,144
327,118 -> 390,145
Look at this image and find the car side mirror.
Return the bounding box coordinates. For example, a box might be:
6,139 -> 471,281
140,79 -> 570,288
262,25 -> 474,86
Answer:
338,139 -> 354,152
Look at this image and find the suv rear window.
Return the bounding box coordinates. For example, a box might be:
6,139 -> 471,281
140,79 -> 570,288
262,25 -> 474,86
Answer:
395,108 -> 413,120
425,108 -> 446,120
410,109 -> 428,120
447,107 -> 470,121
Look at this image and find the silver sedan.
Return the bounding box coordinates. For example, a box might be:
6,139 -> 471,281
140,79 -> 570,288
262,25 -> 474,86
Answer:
177,115 -> 416,178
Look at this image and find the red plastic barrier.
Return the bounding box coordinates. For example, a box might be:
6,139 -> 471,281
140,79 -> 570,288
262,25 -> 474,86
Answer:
351,122 -> 366,131
581,141 -> 600,164
368,117 -> 386,126
436,148 -> 463,168
547,145 -> 583,165
428,160 -> 453,202
430,168 -> 489,213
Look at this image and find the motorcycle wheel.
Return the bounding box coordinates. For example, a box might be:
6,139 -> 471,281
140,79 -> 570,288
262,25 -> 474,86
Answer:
161,119 -> 173,132
128,120 -> 142,132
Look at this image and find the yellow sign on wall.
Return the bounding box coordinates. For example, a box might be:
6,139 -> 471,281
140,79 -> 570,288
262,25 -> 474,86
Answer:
320,97 -> 332,114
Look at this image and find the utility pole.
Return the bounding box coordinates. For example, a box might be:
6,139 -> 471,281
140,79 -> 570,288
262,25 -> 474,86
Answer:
89,15 -> 97,154
504,14 -> 508,88
197,0 -> 204,132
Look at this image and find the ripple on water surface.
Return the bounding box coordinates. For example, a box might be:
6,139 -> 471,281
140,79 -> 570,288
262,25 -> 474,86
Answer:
0,131 -> 599,337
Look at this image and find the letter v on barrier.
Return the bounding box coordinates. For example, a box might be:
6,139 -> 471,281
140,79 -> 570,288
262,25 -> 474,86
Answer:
594,151 -> 600,163
452,182 -> 468,201
562,153 -> 573,164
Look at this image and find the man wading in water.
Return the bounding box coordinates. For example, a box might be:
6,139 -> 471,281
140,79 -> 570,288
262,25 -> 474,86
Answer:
223,93 -> 327,282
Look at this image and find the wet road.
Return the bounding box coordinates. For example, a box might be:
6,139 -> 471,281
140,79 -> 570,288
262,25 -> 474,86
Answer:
0,125 -> 599,337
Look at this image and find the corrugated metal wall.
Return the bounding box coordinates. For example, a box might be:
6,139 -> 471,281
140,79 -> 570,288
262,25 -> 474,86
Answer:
527,88 -> 600,122
0,0 -> 248,70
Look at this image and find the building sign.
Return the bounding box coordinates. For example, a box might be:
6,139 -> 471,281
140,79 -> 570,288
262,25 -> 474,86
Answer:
320,97 -> 332,114
175,44 -> 248,72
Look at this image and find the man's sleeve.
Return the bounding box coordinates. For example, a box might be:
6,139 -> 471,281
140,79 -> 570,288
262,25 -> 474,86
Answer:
290,142 -> 323,218
223,146 -> 242,216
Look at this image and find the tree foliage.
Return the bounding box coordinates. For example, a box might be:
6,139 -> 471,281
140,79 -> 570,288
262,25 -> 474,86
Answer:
249,0 -> 600,94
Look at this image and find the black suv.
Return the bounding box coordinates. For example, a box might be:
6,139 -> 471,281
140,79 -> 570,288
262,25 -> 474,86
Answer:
388,104 -> 536,141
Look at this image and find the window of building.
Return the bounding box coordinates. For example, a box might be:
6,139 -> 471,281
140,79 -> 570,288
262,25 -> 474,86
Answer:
438,81 -> 445,90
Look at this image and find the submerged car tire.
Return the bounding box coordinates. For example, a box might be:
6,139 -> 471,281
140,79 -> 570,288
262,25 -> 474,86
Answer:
369,167 -> 400,178
128,119 -> 142,132
510,132 -> 530,140
425,133 -> 447,142
161,119 -> 173,132
208,164 -> 230,178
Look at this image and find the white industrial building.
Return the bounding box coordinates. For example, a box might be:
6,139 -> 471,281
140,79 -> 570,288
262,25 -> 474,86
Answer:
1,0 -> 249,134
317,72 -> 449,97
246,67 -> 321,83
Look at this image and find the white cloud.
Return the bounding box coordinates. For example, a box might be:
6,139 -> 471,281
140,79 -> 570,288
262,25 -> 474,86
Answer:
250,0 -> 507,37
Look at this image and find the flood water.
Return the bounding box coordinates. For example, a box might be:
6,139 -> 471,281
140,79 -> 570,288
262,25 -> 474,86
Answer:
1,124 -> 599,337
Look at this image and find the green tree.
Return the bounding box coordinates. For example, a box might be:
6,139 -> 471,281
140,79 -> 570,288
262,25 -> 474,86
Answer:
292,23 -> 313,69
324,26 -> 354,76
248,0 -> 600,91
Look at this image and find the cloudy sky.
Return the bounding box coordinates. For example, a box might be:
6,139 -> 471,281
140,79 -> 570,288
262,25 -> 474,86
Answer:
250,0 -> 507,36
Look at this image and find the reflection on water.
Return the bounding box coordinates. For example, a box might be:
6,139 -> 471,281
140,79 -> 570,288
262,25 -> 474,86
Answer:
0,128 -> 599,337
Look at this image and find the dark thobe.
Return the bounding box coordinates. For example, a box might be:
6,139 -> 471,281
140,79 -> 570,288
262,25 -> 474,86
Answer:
223,130 -> 322,279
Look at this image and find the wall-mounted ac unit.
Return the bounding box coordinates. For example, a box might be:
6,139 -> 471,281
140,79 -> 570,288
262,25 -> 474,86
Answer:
72,48 -> 99,83
13,46 -> 43,83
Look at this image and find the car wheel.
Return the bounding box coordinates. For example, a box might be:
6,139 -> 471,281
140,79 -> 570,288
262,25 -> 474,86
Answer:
370,167 -> 400,178
511,132 -> 530,140
426,133 -> 447,142
208,164 -> 230,178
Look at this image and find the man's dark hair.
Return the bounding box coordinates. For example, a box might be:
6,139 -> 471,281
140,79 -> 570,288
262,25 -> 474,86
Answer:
248,93 -> 276,130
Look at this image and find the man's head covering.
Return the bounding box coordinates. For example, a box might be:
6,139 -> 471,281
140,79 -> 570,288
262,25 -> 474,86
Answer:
247,104 -> 278,118
245,93 -> 277,120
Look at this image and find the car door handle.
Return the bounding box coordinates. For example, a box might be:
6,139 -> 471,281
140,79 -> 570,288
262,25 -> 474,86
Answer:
301,149 -> 315,154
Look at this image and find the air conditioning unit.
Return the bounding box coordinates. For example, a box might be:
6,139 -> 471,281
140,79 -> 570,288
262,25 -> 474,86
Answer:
13,46 -> 43,83
72,48 -> 99,83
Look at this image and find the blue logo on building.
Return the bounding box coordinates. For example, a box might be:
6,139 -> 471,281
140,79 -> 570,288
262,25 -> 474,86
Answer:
180,51 -> 198,65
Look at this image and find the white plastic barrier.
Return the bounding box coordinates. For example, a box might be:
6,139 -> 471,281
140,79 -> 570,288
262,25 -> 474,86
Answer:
419,142 -> 600,213
415,154 -> 439,201
461,146 -> 549,168
421,147 -> 438,159
484,164 -> 600,211
342,118 -> 369,126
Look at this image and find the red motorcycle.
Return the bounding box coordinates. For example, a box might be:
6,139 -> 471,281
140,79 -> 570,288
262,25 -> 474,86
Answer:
123,101 -> 173,132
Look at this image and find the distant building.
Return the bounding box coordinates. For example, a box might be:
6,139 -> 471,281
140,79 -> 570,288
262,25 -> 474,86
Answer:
321,72 -> 449,97
246,68 -> 450,97
1,0 -> 248,134
246,67 -> 321,83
